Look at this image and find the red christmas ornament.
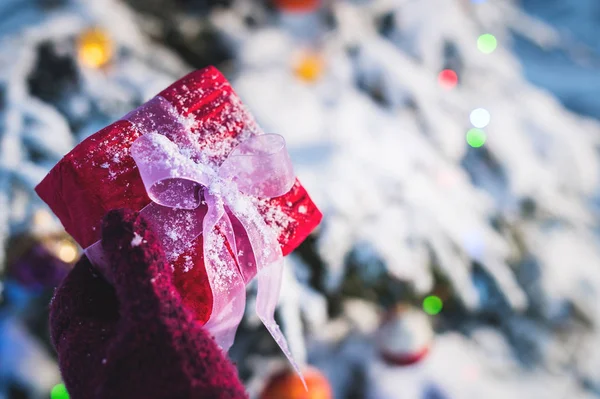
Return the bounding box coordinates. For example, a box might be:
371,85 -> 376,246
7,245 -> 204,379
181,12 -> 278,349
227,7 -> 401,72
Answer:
260,367 -> 333,399
35,66 -> 322,327
274,0 -> 320,13
376,305 -> 433,366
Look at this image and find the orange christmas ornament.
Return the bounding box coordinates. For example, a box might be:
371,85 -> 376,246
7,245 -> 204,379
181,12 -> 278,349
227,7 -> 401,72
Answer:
260,367 -> 333,399
274,0 -> 320,13
77,27 -> 113,68
293,51 -> 325,83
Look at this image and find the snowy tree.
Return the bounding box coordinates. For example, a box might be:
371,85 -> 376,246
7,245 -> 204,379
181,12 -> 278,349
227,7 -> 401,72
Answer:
1,0 -> 600,398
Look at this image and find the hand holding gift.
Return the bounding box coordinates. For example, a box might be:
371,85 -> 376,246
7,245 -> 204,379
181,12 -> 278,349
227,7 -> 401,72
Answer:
50,209 -> 249,399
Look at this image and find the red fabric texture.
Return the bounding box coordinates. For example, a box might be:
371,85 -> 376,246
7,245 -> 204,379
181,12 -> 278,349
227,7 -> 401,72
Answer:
50,209 -> 248,399
36,66 -> 322,325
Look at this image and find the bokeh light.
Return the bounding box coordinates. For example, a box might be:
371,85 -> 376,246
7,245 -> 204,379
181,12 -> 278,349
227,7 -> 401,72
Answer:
466,128 -> 487,148
469,108 -> 491,128
32,209 -> 53,227
438,69 -> 458,90
77,28 -> 113,68
51,383 -> 70,399
423,296 -> 443,315
477,34 -> 497,54
294,51 -> 325,83
57,240 -> 78,263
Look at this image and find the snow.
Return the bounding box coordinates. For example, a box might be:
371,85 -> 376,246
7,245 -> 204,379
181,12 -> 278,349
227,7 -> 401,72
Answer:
232,0 -> 600,310
131,232 -> 143,247
515,0 -> 600,119
222,0 -> 600,396
366,329 -> 589,399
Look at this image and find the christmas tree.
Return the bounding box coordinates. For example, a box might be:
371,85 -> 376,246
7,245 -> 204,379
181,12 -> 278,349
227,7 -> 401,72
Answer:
1,0 -> 600,398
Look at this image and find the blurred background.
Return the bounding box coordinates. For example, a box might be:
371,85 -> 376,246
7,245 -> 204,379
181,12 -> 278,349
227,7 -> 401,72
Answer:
1,0 -> 600,398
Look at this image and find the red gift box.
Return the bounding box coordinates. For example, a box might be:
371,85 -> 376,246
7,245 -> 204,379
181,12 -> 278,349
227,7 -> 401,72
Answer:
36,66 -> 322,325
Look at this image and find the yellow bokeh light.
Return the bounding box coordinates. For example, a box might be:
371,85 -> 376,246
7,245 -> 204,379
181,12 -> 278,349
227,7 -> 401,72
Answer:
294,51 -> 325,83
33,209 -> 53,227
58,240 -> 79,263
77,28 -> 113,68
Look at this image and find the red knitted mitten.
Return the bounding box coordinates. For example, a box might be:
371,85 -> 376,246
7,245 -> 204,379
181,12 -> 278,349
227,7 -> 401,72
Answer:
50,209 -> 248,399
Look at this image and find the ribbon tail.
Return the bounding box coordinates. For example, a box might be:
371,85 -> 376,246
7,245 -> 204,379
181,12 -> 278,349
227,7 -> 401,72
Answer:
257,257 -> 306,388
84,240 -> 110,277
202,195 -> 246,351
234,204 -> 306,386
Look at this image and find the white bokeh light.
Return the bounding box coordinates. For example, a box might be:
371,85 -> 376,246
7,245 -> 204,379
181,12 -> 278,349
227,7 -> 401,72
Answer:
469,108 -> 491,128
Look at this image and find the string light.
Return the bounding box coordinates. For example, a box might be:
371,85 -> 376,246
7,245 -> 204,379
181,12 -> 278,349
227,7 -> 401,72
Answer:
469,108 -> 491,128
477,34 -> 497,54
423,296 -> 443,315
466,128 -> 487,148
438,69 -> 458,90
77,27 -> 113,68
51,383 -> 70,399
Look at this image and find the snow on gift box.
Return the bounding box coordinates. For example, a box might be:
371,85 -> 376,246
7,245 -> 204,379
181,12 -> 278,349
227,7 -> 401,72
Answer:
35,66 -> 322,366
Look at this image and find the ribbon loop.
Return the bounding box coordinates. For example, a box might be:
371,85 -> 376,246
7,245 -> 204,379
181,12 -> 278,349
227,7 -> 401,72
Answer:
219,134 -> 295,198
130,133 -> 214,210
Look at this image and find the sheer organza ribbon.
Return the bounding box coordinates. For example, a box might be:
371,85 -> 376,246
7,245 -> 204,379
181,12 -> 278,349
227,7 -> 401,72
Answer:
85,96 -> 302,378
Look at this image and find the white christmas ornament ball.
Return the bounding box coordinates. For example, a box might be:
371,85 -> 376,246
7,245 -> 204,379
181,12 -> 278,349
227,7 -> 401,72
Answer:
376,305 -> 434,366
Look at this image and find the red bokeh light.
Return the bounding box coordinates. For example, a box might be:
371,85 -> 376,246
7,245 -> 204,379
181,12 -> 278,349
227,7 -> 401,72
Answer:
438,69 -> 458,89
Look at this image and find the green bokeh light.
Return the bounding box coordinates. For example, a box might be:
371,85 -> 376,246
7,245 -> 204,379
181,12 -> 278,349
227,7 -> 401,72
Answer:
423,295 -> 443,315
51,383 -> 70,399
466,128 -> 487,148
477,34 -> 497,54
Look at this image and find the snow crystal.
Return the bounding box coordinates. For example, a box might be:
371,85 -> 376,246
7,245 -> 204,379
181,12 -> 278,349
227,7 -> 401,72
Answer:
204,232 -> 237,290
131,232 -> 143,247
255,197 -> 296,243
182,255 -> 193,272
166,229 -> 179,242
